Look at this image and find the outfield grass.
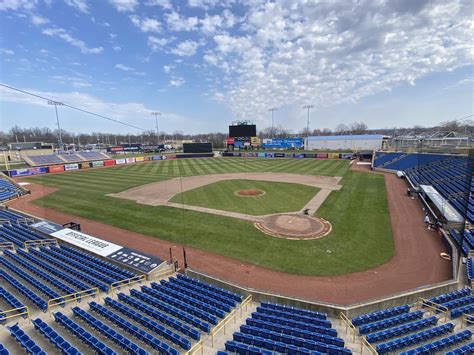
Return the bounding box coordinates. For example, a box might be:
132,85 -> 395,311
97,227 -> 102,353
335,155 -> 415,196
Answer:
170,179 -> 320,215
24,157 -> 394,276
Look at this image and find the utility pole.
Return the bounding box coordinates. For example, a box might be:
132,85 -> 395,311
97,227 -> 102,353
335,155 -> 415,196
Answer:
48,100 -> 64,150
268,108 -> 277,139
303,105 -> 314,139
151,111 -> 161,146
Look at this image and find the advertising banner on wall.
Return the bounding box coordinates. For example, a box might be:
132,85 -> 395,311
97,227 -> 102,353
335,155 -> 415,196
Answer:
152,155 -> 162,160
64,163 -> 79,171
10,167 -> 48,177
126,158 -> 136,164
135,156 -> 145,162
31,220 -> 163,274
104,160 -> 116,166
48,165 -> 65,173
116,159 -> 126,165
262,138 -> 304,149
91,160 -> 104,167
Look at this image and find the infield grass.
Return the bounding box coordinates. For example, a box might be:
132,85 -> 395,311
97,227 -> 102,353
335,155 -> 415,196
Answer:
170,179 -> 320,215
24,158 -> 394,276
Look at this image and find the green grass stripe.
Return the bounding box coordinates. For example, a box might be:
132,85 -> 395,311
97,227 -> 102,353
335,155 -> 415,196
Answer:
25,157 -> 394,276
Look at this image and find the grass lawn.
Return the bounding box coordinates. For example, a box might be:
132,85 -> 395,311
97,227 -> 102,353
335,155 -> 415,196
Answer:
23,157 -> 394,276
170,179 -> 320,215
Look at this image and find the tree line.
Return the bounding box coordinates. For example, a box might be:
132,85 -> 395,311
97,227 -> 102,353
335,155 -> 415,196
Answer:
0,119 -> 472,149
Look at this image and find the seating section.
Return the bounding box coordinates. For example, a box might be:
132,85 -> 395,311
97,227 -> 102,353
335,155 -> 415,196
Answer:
403,155 -> 473,224
423,288 -> 474,319
0,344 -> 9,355
8,323 -> 46,355
399,329 -> 472,354
374,152 -> 449,171
33,318 -> 81,355
79,151 -> 110,160
54,311 -> 117,354
0,286 -> 26,323
0,209 -> 32,223
446,341 -> 474,354
27,154 -> 66,166
0,175 -> 25,202
467,256 -> 474,283
351,304 -> 410,326
89,301 -> 180,354
72,307 -> 146,354
224,302 -> 352,354
376,322 -> 455,354
26,151 -> 110,166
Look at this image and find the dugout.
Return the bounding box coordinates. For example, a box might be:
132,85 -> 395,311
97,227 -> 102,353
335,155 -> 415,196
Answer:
419,184 -> 465,229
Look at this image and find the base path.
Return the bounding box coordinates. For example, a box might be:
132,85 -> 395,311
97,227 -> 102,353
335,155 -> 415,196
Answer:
109,172 -> 342,205
9,166 -> 452,305
109,172 -> 342,220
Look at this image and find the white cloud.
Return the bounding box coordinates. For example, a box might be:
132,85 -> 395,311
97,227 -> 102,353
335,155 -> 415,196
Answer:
30,14 -> 49,25
169,77 -> 185,87
147,36 -> 170,51
0,48 -> 15,55
170,40 -> 200,56
113,45 -> 122,52
202,0 -> 474,121
115,63 -> 145,76
42,28 -> 104,54
200,14 -> 222,34
188,0 -> 220,10
108,0 -> 138,12
0,86 -> 156,120
64,0 -> 89,13
115,63 -> 134,71
129,15 -> 161,32
0,0 -> 37,11
52,75 -> 92,88
165,11 -> 198,31
146,0 -> 172,9
163,65 -> 173,74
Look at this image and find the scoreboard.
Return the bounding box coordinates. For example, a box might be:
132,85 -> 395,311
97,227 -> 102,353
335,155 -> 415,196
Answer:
229,124 -> 256,138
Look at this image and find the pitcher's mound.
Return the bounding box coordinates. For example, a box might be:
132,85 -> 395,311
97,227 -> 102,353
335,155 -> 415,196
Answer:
235,189 -> 265,197
255,214 -> 331,240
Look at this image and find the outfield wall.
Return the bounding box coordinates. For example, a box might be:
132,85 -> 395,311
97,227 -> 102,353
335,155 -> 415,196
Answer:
187,269 -> 459,318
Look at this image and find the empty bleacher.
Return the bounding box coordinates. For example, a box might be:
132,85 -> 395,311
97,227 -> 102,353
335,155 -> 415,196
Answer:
222,301 -> 352,354
341,289 -> 474,354
25,151 -> 110,166
0,213 -> 246,354
0,176 -> 26,203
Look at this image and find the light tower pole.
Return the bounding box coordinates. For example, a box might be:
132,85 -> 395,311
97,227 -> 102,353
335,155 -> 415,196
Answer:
151,111 -> 161,146
268,108 -> 277,139
48,100 -> 64,150
303,104 -> 314,139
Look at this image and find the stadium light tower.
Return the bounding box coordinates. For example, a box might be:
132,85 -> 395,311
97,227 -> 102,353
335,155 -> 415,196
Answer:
269,107 -> 278,139
48,100 -> 64,150
151,111 -> 161,145
303,104 -> 314,139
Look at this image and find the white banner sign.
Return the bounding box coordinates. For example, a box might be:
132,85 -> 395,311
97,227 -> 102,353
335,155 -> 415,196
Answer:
115,158 -> 126,165
51,228 -> 123,256
126,158 -> 136,163
64,163 -> 79,171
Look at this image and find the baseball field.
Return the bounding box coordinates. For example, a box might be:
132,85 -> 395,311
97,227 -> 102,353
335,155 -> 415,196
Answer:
23,157 -> 394,276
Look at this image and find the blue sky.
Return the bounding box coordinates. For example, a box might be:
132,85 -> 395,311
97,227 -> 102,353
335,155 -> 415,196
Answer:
0,0 -> 473,135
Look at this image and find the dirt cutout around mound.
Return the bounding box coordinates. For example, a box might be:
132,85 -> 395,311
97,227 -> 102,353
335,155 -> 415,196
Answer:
255,214 -> 332,240
235,189 -> 265,197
